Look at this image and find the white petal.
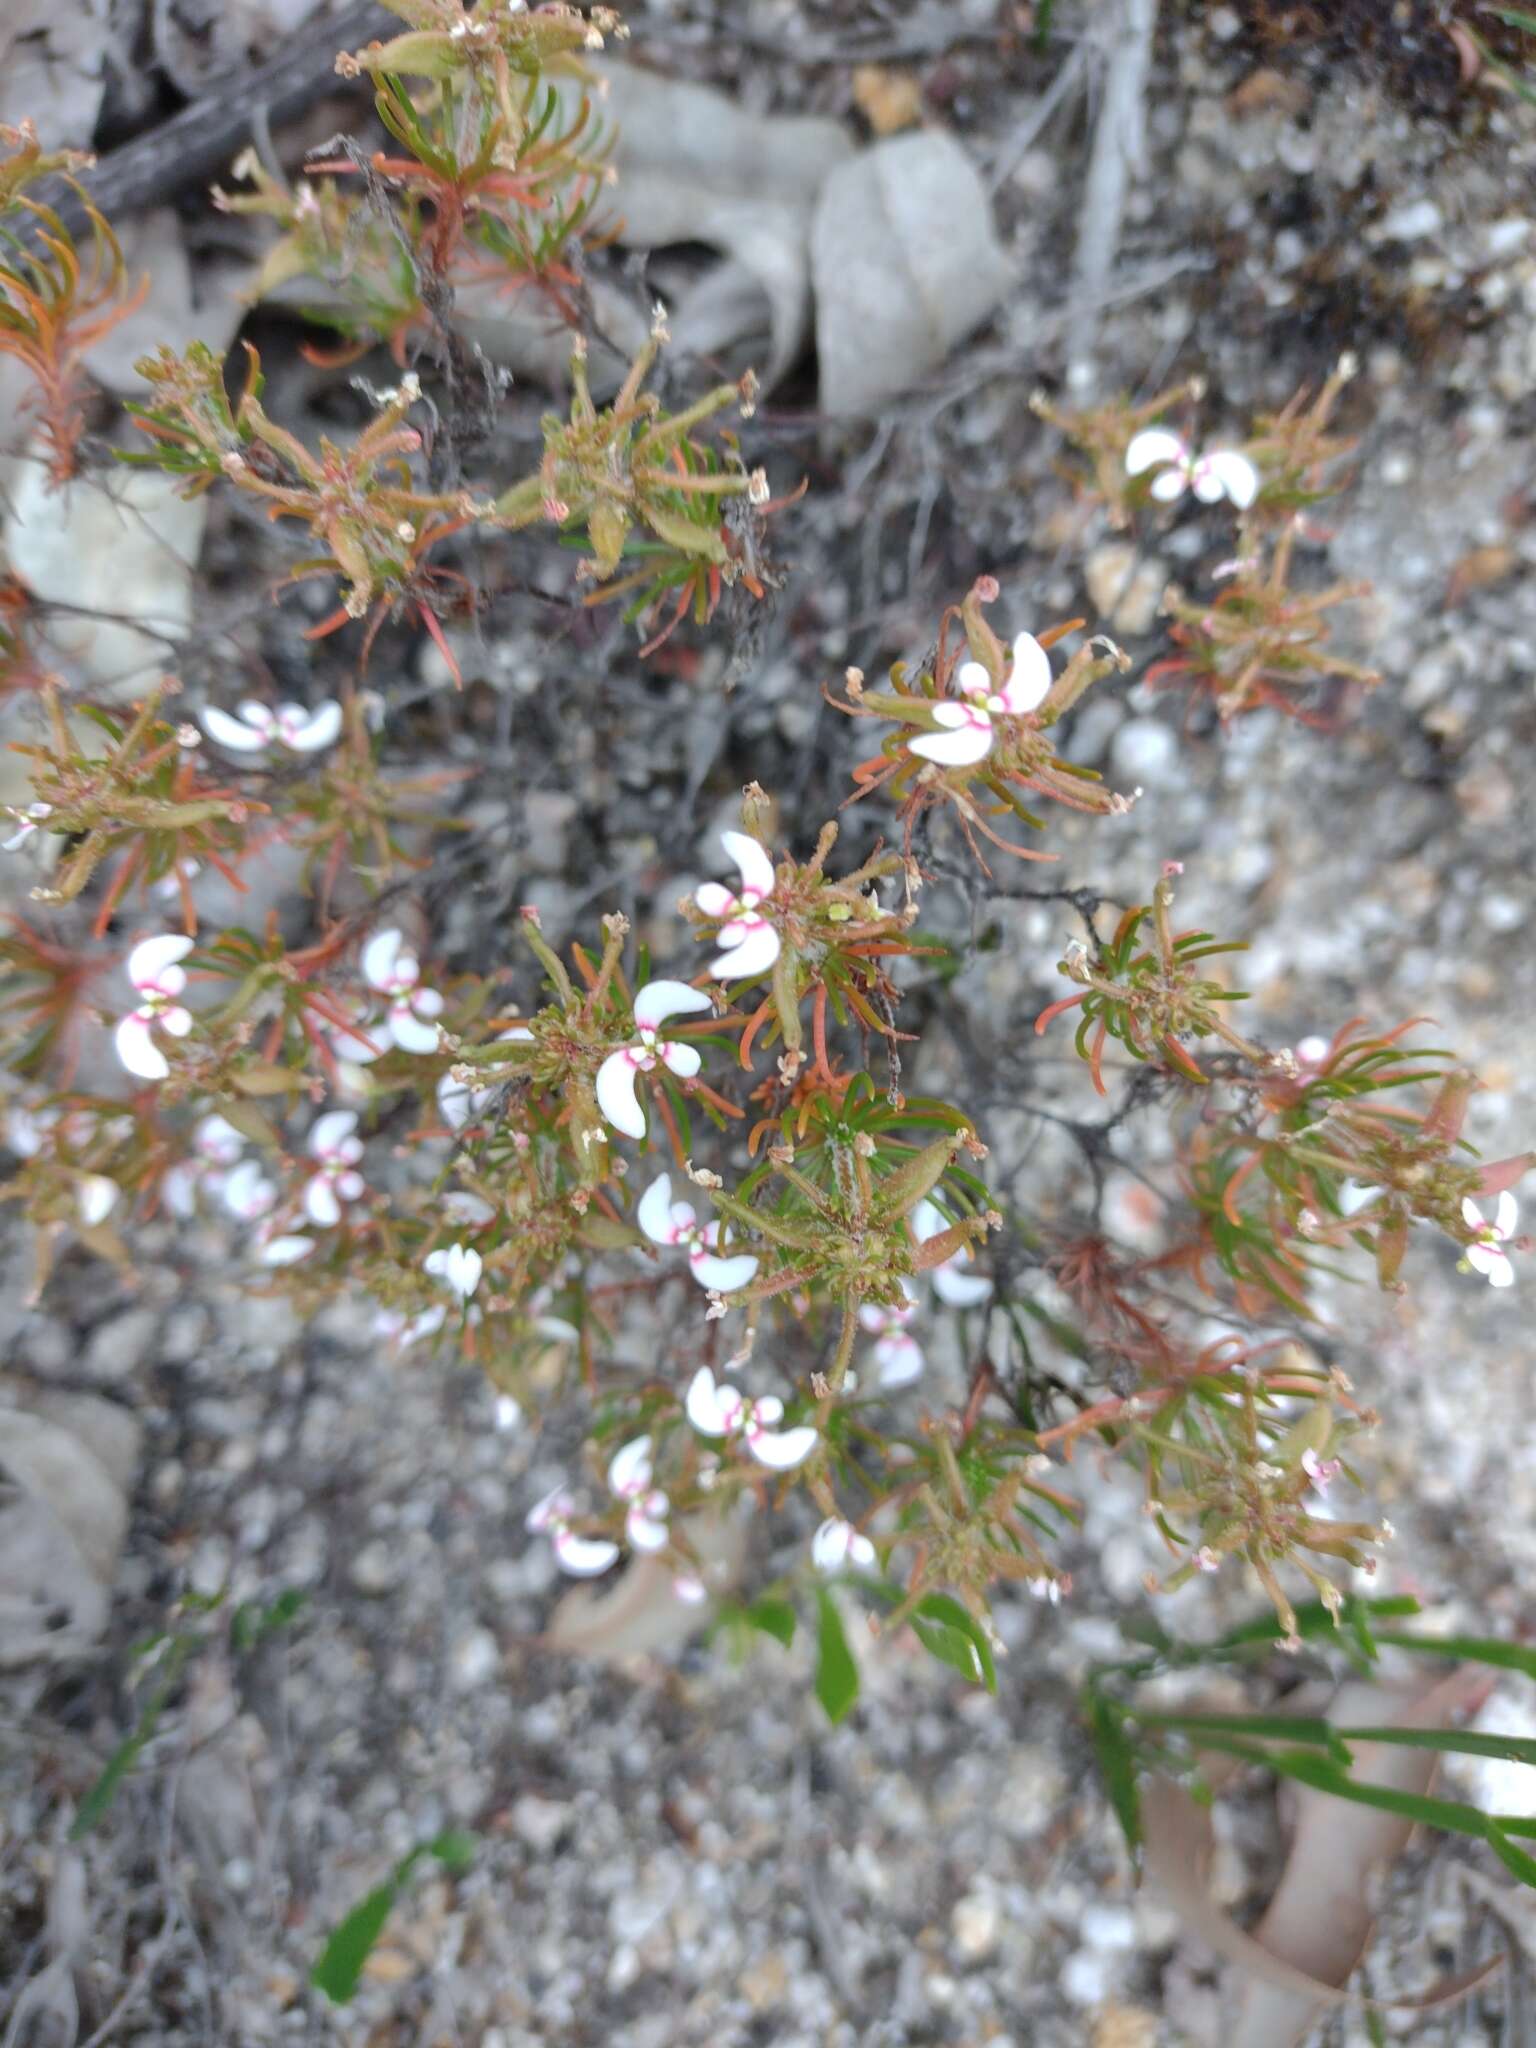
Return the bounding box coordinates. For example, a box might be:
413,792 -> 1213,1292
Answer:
388,1004 -> 442,1055
258,1234 -> 314,1266
200,704 -> 268,751
685,1366 -> 732,1436
708,921 -> 780,982
1488,1258 -> 1516,1289
753,1395 -> 784,1426
633,978 -> 712,1031
1495,1192 -> 1519,1238
114,1012 -> 169,1081
444,1245 -> 482,1298
596,1051 -> 645,1138
362,928 -> 411,991
694,881 -> 737,918
304,1176 -> 341,1227
876,1336 -> 925,1388
221,1159 -> 276,1219
673,1575 -> 707,1604
196,1113 -> 245,1163
811,1518 -> 852,1572
954,659 -> 994,700
934,1264 -> 993,1309
161,1164 -> 197,1218
127,934 -> 194,989
493,1391 -> 521,1427
331,1019 -> 384,1063
158,1004 -> 192,1038
720,830 -> 775,901
748,1424 -> 818,1471
660,1040 -> 702,1080
1149,468 -> 1188,503
1125,428 -> 1187,476
692,1250 -> 758,1293
607,1434 -> 654,1498
636,1172 -> 676,1245
1204,450 -> 1259,508
627,1509 -> 670,1553
909,723 -> 994,766
76,1174 -> 118,1226
1001,632 -> 1052,715
1462,1196 -> 1485,1232
287,700 -> 343,751
525,1486 -> 570,1533
553,1529 -> 621,1577
310,1109 -> 358,1157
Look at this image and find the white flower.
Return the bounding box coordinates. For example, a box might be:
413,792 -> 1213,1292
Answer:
1295,1035 -> 1332,1067
257,1232 -> 314,1266
220,1156 -> 278,1222
6,1102 -> 54,1158
374,1303 -> 449,1350
811,1517 -> 877,1573
200,699 -> 343,754
163,1111 -> 248,1216
302,1109 -> 366,1226
1125,429 -> 1259,510
595,979 -> 712,1140
2,802 -> 53,851
1194,1546 -> 1222,1574
912,1198 -> 993,1308
1463,1192 -> 1518,1290
607,1434 -> 671,1553
696,831 -> 780,981
908,631 -> 1053,769
858,1280 -> 924,1388
684,1365 -> 818,1470
361,929 -> 445,1055
493,1392 -> 522,1430
114,935 -> 195,1082
75,1173 -> 119,1227
525,1486 -> 621,1578
636,1171 -> 758,1295
426,1241 -> 482,1300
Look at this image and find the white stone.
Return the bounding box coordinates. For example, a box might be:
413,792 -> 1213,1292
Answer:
448,1625 -> 500,1690
4,453 -> 208,696
1110,716 -> 1180,789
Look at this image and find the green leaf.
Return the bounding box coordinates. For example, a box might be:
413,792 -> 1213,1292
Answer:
310,1832 -> 478,2005
69,1633 -> 198,1839
230,1589 -> 308,1653
910,1594 -> 996,1693
1336,1726 -> 1536,1767
742,1596 -> 797,1649
1085,1689 -> 1143,1858
1137,1708 -> 1352,1768
813,1589 -> 859,1725
1374,1629 -> 1536,1683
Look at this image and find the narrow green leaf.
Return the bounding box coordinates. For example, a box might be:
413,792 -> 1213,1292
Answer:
310,1834 -> 477,2005
1491,7 -> 1536,32
813,1589 -> 859,1725
1374,1629 -> 1536,1683
1085,1689 -> 1143,1858
743,1596 -> 797,1649
69,1635 -> 197,1839
1336,1726 -> 1536,1767
1488,1824 -> 1536,1890
1138,1708 -> 1352,1767
230,1589 -> 308,1653
910,1594 -> 996,1692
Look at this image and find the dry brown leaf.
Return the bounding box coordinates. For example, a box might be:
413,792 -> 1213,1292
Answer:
852,65 -> 924,136
1143,1666 -> 1502,2048
811,130 -> 1014,418
1444,543 -> 1516,609
545,1510 -> 747,1662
